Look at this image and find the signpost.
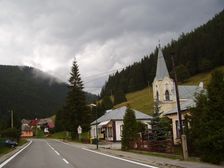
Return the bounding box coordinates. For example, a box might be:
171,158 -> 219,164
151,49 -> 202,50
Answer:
77,125 -> 82,141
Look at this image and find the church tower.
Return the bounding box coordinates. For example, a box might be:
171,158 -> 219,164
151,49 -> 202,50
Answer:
152,45 -> 175,113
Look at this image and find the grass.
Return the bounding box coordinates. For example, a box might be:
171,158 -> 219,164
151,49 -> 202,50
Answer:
114,66 -> 224,115
129,149 -> 182,160
0,147 -> 14,156
184,66 -> 224,86
0,139 -> 28,156
35,129 -> 45,138
18,139 -> 28,146
114,87 -> 154,115
49,131 -> 71,139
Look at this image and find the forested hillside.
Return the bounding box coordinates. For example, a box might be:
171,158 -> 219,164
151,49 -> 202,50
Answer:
0,65 -> 97,129
101,10 -> 224,97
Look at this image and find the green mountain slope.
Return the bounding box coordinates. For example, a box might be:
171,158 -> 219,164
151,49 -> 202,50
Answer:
0,65 -> 97,127
101,9 -> 224,98
114,66 -> 224,115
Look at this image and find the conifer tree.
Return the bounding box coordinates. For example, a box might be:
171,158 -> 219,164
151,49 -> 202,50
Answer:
114,89 -> 127,105
151,101 -> 171,141
121,108 -> 137,150
101,96 -> 113,110
63,60 -> 90,138
189,70 -> 224,164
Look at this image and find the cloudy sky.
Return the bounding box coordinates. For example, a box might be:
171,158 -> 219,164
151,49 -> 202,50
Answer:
0,0 -> 223,94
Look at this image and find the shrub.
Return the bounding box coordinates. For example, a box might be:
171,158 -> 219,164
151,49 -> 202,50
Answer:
0,128 -> 20,141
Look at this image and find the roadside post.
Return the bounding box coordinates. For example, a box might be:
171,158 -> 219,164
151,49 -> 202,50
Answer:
77,125 -> 82,141
89,103 -> 98,149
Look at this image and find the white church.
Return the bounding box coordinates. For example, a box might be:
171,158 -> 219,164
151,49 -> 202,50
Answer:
152,45 -> 204,144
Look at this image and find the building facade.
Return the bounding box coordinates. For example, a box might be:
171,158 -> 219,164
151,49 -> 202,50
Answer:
152,45 -> 204,144
90,106 -> 152,142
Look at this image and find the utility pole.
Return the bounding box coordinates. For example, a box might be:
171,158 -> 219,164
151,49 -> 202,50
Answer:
171,52 -> 188,160
11,110 -> 14,128
147,81 -> 151,98
90,104 -> 98,149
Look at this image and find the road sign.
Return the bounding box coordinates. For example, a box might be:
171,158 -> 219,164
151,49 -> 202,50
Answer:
77,125 -> 82,134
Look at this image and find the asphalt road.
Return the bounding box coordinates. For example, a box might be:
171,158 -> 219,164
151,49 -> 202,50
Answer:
2,139 -> 157,168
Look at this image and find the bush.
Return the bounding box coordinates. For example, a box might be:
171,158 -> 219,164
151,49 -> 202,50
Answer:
80,132 -> 90,143
0,128 -> 20,141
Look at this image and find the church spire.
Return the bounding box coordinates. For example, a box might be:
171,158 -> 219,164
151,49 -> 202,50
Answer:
155,44 -> 169,80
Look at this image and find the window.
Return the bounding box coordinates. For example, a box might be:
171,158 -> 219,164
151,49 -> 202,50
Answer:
165,90 -> 170,101
156,91 -> 159,101
108,127 -> 113,137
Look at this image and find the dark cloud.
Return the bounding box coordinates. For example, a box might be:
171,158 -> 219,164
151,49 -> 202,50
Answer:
0,0 -> 223,93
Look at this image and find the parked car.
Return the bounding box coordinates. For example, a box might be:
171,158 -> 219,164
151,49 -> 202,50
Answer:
5,139 -> 18,148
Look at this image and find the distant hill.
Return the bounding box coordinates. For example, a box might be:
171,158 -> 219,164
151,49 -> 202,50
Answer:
101,9 -> 224,98
114,66 -> 224,115
0,65 -> 97,128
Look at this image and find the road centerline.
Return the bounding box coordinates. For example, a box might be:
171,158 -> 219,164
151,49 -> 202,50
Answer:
63,158 -> 69,164
46,141 -> 72,165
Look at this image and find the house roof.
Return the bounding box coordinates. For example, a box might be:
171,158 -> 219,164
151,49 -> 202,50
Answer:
91,106 -> 152,125
164,99 -> 196,115
178,85 -> 203,99
155,46 -> 169,80
30,119 -> 39,126
21,119 -> 30,124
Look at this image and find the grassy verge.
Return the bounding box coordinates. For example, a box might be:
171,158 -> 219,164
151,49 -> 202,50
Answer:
128,150 -> 182,160
0,139 -> 28,156
127,149 -> 200,162
18,139 -> 28,146
0,147 -> 14,156
49,131 -> 70,139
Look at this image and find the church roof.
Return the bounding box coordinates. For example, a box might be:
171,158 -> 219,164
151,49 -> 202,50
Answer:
155,46 -> 169,80
178,85 -> 203,99
164,99 -> 195,115
164,85 -> 204,115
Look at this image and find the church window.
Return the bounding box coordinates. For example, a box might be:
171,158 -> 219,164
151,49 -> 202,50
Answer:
156,91 -> 159,101
165,90 -> 170,101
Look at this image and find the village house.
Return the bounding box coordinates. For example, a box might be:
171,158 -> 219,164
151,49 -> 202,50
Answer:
90,106 -> 152,142
152,45 -> 204,144
21,119 -> 33,137
21,117 -> 55,137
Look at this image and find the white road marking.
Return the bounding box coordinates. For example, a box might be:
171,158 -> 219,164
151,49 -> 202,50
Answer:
82,148 -> 158,168
54,150 -> 60,156
0,140 -> 32,168
63,158 -> 69,164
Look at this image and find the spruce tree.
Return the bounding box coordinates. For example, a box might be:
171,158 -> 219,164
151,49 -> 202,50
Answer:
63,60 -> 90,138
101,96 -> 113,110
114,89 -> 127,105
121,108 -> 137,151
151,101 -> 171,141
190,70 -> 224,164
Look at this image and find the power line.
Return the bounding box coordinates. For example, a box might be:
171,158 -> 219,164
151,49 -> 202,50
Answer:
83,67 -> 125,84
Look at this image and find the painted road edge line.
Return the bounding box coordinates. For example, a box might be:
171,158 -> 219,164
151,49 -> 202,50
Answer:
82,148 -> 158,168
0,140 -> 32,168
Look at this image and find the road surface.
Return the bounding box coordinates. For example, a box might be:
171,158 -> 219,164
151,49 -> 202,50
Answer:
1,139 -> 157,168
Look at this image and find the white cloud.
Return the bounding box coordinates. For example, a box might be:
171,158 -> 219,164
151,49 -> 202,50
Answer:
0,0 -> 223,94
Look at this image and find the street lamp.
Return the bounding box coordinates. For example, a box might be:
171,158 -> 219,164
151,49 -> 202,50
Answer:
90,103 -> 98,149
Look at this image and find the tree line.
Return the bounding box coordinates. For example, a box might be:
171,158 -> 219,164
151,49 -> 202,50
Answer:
101,9 -> 224,98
